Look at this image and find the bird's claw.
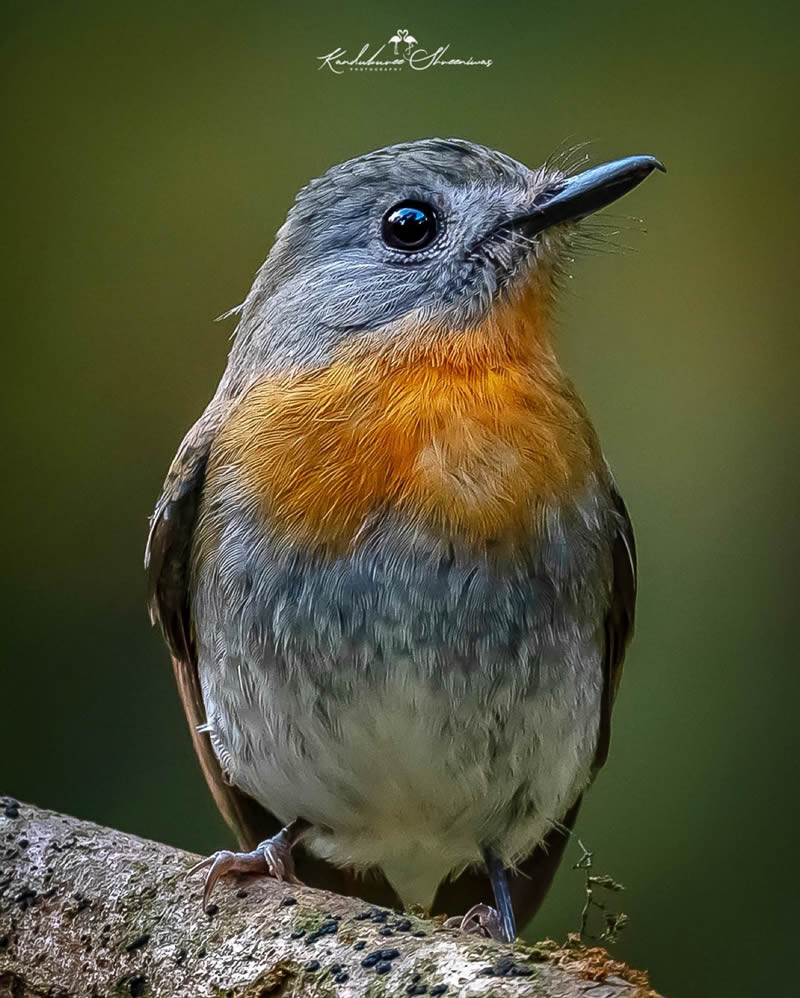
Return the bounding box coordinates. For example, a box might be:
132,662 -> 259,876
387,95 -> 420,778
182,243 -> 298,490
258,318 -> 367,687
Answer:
445,902 -> 512,943
188,835 -> 302,911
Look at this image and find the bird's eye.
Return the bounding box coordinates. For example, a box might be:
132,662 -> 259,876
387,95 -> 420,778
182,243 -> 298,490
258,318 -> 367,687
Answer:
381,201 -> 438,251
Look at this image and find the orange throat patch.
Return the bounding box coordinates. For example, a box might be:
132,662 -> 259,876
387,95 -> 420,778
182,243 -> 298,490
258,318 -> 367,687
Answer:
208,298 -> 602,551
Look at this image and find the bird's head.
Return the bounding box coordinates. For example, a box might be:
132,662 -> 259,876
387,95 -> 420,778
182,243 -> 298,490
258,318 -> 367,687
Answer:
210,139 -> 663,547
228,138 -> 663,377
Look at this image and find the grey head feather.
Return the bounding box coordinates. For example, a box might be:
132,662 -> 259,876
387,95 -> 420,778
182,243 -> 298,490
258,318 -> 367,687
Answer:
224,137 -> 569,380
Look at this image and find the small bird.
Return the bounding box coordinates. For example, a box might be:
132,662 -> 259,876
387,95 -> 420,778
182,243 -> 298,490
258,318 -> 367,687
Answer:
146,138 -> 662,942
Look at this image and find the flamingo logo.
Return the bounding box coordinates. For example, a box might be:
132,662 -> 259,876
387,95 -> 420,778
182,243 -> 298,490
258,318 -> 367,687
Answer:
388,29 -> 419,57
317,27 -> 492,74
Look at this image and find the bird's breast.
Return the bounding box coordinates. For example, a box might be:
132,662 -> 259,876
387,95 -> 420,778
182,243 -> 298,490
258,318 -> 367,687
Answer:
208,317 -> 602,551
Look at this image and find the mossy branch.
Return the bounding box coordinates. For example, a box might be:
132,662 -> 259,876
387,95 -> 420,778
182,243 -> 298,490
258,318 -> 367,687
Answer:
0,800 -> 658,998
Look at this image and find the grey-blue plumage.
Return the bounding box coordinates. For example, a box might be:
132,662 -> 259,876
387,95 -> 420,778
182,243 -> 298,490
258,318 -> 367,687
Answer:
191,481 -> 618,909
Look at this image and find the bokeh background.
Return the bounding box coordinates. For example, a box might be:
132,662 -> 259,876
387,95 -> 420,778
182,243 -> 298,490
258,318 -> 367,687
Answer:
2,2 -> 798,995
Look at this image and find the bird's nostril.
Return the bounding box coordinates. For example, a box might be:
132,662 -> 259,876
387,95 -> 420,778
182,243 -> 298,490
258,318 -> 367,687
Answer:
529,182 -> 567,210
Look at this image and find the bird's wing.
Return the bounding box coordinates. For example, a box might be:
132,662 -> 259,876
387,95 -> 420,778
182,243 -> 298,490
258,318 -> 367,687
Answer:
145,402 -> 268,841
145,402 -> 400,904
592,485 -> 637,773
433,487 -> 637,927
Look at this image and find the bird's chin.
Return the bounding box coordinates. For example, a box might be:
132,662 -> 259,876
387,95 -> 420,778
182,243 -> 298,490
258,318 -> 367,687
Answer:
471,225 -> 569,309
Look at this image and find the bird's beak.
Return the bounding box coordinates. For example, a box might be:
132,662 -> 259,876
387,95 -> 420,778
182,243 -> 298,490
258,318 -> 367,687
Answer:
513,155 -> 665,238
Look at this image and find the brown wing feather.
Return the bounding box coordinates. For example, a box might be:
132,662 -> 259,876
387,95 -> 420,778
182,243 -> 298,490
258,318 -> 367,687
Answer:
593,486 -> 637,772
145,408 -> 399,904
145,408 -> 267,841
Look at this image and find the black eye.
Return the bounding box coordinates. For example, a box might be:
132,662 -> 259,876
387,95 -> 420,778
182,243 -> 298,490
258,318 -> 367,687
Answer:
381,201 -> 438,251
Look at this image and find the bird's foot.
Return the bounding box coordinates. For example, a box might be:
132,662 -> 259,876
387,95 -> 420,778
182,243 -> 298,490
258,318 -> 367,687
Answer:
445,902 -> 514,943
188,821 -> 305,911
443,848 -> 517,943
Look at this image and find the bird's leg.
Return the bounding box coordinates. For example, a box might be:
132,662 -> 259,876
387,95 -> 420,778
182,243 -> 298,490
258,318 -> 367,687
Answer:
188,817 -> 310,911
445,847 -> 517,943
484,847 -> 517,942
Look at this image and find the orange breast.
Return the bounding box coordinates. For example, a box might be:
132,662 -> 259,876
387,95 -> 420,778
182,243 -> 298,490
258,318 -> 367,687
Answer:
208,298 -> 601,552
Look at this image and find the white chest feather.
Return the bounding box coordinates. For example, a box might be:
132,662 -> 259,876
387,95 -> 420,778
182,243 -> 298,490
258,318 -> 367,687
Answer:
201,641 -> 602,909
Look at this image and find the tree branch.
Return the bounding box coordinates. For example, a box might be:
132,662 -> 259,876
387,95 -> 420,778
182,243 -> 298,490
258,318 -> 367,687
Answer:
0,799 -> 658,997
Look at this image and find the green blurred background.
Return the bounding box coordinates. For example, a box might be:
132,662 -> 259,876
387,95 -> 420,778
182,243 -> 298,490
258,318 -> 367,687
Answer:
2,2 -> 798,994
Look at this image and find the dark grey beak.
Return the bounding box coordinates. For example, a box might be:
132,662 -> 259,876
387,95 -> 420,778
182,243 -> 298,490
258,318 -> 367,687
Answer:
514,155 -> 665,237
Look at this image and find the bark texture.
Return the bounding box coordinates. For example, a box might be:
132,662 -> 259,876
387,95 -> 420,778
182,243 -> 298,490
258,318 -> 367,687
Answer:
0,799 -> 658,998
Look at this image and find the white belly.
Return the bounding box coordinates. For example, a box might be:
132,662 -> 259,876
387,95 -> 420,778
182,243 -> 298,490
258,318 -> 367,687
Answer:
202,648 -> 602,909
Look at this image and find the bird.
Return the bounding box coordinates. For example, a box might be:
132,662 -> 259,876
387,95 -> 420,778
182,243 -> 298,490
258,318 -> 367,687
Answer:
146,138 -> 662,942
